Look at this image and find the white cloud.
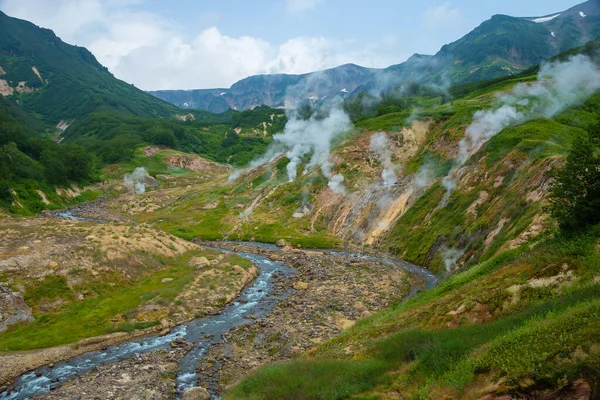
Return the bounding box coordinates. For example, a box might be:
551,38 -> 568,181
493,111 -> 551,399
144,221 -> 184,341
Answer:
286,0 -> 324,14
423,2 -> 463,30
0,0 -> 403,90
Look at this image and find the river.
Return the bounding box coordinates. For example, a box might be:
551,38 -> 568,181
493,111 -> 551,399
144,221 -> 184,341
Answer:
1,212 -> 438,399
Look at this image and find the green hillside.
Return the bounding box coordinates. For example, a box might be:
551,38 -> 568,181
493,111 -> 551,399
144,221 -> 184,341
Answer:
0,11 -> 178,126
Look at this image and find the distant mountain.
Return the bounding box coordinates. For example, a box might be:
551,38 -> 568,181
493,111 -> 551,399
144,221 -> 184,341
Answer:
0,11 -> 178,129
149,0 -> 600,112
149,63 -> 376,113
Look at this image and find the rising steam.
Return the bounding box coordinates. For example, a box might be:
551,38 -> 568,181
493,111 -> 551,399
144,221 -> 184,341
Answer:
124,167 -> 149,194
443,55 -> 600,198
442,248 -> 464,272
370,132 -> 398,187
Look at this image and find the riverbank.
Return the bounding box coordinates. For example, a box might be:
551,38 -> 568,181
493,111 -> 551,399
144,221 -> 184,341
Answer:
2,240 -> 430,399
187,241 -> 421,396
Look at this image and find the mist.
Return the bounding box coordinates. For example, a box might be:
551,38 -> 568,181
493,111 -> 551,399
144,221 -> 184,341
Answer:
124,167 -> 149,194
370,132 -> 398,187
443,55 -> 600,198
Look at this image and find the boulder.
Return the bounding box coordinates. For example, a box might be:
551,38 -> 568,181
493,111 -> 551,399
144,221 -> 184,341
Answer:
141,174 -> 159,189
182,386 -> 211,400
0,283 -> 34,332
294,282 -> 309,290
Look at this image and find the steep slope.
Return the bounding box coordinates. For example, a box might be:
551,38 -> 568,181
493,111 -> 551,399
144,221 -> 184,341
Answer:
0,11 -> 178,127
149,1 -> 600,112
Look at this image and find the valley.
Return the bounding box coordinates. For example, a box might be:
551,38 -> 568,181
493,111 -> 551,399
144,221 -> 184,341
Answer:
1,1 -> 600,399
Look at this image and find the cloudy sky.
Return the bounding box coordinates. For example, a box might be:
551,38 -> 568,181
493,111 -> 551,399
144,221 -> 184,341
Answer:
0,0 -> 582,90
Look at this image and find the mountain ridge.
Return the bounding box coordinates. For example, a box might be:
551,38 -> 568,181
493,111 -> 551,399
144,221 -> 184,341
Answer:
149,0 -> 600,112
0,10 -> 179,128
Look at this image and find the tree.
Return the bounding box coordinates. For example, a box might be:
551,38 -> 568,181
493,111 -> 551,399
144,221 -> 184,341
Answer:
40,147 -> 68,185
547,132 -> 600,231
144,126 -> 176,147
64,144 -> 93,181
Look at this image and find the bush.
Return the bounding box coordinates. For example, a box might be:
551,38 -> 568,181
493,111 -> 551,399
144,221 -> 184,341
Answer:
547,131 -> 600,231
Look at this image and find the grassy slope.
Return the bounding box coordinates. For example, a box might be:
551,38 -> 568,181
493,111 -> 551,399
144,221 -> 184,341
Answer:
226,229 -> 600,399
380,89 -> 600,272
221,64 -> 600,398
0,244 -> 253,351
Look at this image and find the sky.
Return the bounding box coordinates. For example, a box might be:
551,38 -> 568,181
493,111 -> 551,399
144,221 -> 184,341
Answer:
0,0 -> 584,90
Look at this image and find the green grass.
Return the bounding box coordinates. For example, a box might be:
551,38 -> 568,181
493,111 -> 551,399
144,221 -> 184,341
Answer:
0,255 -> 199,351
227,286 -> 600,399
226,360 -> 388,400
226,226 -> 600,398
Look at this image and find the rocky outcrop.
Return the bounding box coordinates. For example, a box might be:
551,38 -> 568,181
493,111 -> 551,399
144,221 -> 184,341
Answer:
182,386 -> 211,400
0,282 -> 34,332
165,154 -> 228,173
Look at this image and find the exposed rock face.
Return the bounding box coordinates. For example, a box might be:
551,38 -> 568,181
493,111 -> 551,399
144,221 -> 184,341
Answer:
165,154 -> 227,173
0,79 -> 14,96
0,282 -> 34,332
182,386 -> 211,400
141,174 -> 159,189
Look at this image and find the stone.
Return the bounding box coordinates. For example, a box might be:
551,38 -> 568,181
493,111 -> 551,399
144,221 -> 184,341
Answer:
161,278 -> 174,283
294,282 -> 309,290
159,329 -> 171,337
182,386 -> 210,400
0,283 -> 34,332
189,257 -> 210,268
49,261 -> 59,269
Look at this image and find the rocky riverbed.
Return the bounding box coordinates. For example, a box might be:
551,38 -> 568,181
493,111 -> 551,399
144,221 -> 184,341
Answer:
178,241 -> 417,395
2,240 -> 426,399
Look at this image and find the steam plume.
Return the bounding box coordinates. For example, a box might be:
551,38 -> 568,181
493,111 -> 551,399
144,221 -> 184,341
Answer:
273,106 -> 352,192
370,132 -> 398,187
442,248 -> 464,271
124,167 -> 149,194
443,55 -> 600,198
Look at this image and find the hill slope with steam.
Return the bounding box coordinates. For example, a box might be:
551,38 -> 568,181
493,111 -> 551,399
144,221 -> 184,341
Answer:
129,43 -> 600,398
149,0 -> 600,112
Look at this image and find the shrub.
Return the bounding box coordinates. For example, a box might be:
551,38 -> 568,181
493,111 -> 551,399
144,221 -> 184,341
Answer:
547,131 -> 600,231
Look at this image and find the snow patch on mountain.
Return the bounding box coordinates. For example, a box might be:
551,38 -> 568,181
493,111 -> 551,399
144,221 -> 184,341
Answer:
532,14 -> 561,23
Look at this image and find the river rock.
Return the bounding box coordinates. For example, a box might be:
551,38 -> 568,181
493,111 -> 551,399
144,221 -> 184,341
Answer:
182,386 -> 211,400
170,338 -> 187,348
0,283 -> 34,332
158,328 -> 171,337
